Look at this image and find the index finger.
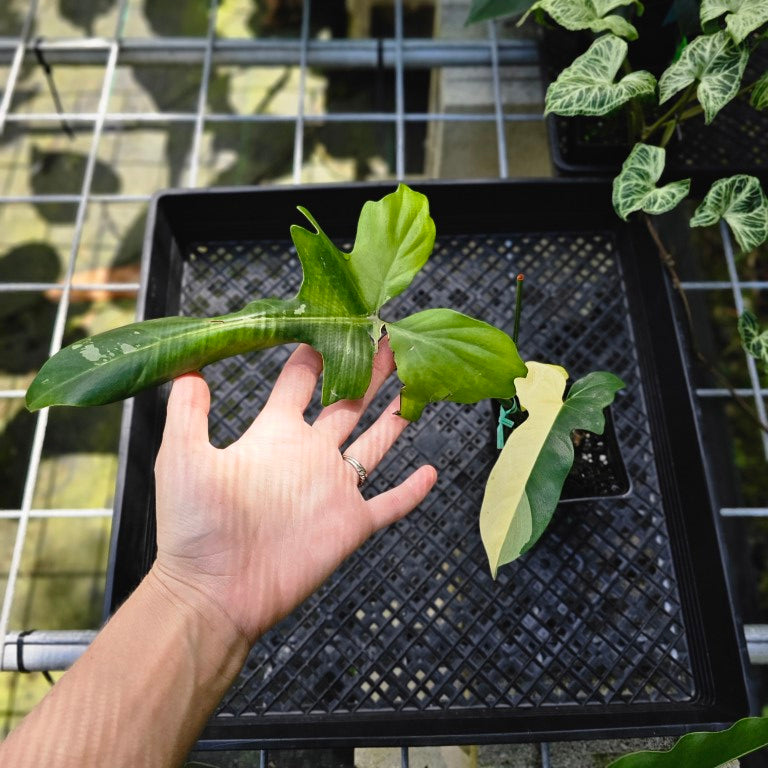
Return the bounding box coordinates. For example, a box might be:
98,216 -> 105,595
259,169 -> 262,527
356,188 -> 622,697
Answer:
263,343 -> 323,414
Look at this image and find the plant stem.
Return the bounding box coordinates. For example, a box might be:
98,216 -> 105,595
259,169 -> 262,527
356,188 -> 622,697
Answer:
643,214 -> 768,435
642,83 -> 696,142
513,273 -> 524,345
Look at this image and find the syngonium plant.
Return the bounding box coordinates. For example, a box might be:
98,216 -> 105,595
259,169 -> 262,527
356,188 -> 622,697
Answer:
26,184 -> 623,577
467,0 -> 768,369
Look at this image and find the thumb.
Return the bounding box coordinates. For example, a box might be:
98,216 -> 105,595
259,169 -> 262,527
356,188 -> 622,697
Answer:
162,372 -> 211,449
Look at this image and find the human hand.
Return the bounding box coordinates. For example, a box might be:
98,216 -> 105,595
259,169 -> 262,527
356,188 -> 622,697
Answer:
151,338 -> 437,645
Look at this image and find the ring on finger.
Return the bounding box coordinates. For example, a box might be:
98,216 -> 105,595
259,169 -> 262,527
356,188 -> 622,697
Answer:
342,454 -> 368,488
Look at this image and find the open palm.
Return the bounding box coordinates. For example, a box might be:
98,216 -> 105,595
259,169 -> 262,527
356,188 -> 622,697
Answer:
152,339 -> 437,643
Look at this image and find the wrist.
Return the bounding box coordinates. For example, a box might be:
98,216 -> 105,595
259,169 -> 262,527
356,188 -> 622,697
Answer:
145,564 -> 250,679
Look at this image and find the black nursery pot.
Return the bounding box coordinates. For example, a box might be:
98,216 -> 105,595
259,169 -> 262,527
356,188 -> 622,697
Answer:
490,392 -> 631,502
541,28 -> 768,179
105,180 -> 751,750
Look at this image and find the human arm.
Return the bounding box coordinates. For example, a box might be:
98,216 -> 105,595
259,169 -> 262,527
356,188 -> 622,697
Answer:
0,339 -> 437,766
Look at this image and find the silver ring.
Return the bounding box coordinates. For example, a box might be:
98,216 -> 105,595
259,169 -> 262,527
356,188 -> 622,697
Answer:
342,454 -> 368,488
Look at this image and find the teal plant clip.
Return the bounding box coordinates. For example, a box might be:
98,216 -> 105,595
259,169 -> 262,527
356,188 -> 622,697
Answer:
496,398 -> 520,449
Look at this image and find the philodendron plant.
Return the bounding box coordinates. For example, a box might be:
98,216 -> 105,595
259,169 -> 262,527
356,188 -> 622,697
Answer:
26,184 -> 623,577
468,0 -> 768,369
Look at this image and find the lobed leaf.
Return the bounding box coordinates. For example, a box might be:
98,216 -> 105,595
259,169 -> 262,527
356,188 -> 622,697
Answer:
522,0 -> 641,39
387,309 -> 526,421
738,310 -> 768,368
465,0 -> 535,24
658,30 -> 748,123
612,143 -> 691,220
27,185 -> 435,411
607,715 -> 768,767
750,71 -> 768,110
690,174 -> 768,252
27,184 -> 526,423
701,0 -> 768,44
545,35 -> 656,117
479,363 -> 624,577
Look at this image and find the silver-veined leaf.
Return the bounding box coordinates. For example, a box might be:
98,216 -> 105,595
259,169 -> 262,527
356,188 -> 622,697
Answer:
658,30 -> 748,123
607,715 -> 768,768
27,184 -> 435,410
612,143 -> 691,220
701,0 -> 768,44
690,174 -> 768,251
750,71 -> 768,109
545,35 -> 656,117
479,363 -> 624,577
521,0 -> 641,39
387,309 -> 526,421
738,310 -> 768,367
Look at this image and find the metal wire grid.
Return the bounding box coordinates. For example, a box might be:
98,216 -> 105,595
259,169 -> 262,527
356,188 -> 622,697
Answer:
0,0 -> 765,763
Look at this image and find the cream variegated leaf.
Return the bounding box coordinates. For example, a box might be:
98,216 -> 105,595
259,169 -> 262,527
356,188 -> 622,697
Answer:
701,0 -> 768,44
658,31 -> 748,123
545,35 -> 656,117
751,72 -> 768,109
690,175 -> 768,252
479,363 -> 624,577
612,143 -> 691,220
522,0 -> 640,39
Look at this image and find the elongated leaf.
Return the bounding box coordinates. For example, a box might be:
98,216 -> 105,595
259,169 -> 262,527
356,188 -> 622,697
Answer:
479,363 -> 624,577
545,35 -> 656,117
466,0 -> 535,24
612,143 -> 691,220
607,716 -> 768,767
387,309 -> 526,421
27,184 -> 434,410
522,0 -> 641,39
750,71 -> 768,109
658,31 -> 748,123
690,174 -> 768,251
738,310 -> 768,367
701,0 -> 768,44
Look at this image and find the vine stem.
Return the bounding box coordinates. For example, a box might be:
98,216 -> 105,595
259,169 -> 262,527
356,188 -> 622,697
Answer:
642,214 -> 768,435
642,83 -> 696,143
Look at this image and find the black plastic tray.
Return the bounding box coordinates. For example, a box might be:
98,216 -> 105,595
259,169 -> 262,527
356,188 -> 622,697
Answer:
105,180 -> 751,749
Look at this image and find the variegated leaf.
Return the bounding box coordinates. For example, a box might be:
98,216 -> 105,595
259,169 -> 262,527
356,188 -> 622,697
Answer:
701,0 -> 768,45
545,35 -> 656,117
690,174 -> 768,252
751,71 -> 768,109
739,311 -> 768,368
612,143 -> 691,220
522,0 -> 641,39
658,30 -> 748,123
479,363 -> 624,577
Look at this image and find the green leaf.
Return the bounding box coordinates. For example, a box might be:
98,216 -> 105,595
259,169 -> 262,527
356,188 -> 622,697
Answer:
545,35 -> 657,117
27,184 -> 435,410
738,310 -> 768,367
701,0 -> 768,45
479,363 -> 624,577
607,716 -> 768,768
522,0 -> 641,39
750,71 -> 768,109
612,143 -> 691,220
690,174 -> 768,251
466,0 -> 535,24
658,31 -> 748,123
386,309 -> 526,421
